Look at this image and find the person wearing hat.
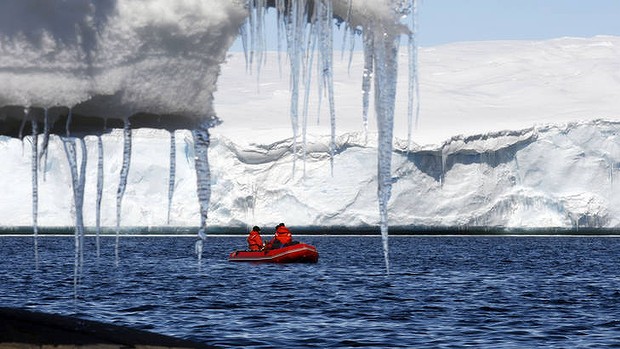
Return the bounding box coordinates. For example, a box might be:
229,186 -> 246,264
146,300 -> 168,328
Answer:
247,226 -> 264,251
274,223 -> 293,246
265,223 -> 293,250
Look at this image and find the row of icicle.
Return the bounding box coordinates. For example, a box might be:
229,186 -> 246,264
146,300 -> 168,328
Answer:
24,0 -> 420,275
241,0 -> 420,273
26,108 -> 181,294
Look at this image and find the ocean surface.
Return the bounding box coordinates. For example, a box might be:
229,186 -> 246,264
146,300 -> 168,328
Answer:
1,235 -> 620,348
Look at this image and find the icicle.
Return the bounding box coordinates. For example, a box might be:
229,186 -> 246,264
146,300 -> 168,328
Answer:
317,0 -> 336,175
285,0 -> 306,175
239,20 -> 251,73
407,0 -> 420,150
247,0 -> 256,75
39,108 -> 50,180
341,0 -> 354,69
18,118 -> 28,142
62,136 -> 87,298
116,118 -> 132,265
412,0 -> 420,132
254,0 -> 266,88
193,119 -> 217,259
361,33 -> 374,144
95,136 -> 104,258
30,115 -> 39,269
372,25 -> 401,275
302,6 -> 318,177
167,131 -> 176,225
77,139 -> 87,274
62,138 -> 79,297
347,29 -> 356,75
276,0 -> 286,77
66,108 -> 72,137
316,48 -> 323,126
340,0 -> 353,59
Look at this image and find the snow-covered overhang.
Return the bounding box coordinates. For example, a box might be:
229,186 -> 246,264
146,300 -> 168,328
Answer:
0,0 -> 406,137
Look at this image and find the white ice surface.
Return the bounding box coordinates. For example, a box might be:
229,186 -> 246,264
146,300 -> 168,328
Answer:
2,36 -> 620,229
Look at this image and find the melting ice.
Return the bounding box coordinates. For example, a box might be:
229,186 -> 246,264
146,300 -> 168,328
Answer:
0,0 -> 420,272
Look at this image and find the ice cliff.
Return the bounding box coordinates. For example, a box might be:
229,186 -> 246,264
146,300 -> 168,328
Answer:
1,119 -> 619,229
1,0 -> 619,233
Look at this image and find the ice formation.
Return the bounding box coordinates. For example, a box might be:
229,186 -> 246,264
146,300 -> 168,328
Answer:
0,0 -> 418,270
5,120 -> 620,229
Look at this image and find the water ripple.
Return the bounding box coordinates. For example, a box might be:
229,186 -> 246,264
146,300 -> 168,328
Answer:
2,235 -> 620,348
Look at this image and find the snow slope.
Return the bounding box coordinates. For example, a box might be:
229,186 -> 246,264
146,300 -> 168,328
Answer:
2,36 -> 620,229
216,36 -> 620,146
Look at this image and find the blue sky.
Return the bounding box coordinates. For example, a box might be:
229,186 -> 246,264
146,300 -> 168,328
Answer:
230,0 -> 620,50
419,0 -> 620,46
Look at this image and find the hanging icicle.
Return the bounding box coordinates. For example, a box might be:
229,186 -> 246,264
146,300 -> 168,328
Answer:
225,1 -> 418,273
96,135 -> 104,258
192,117 -> 219,260
361,33 -> 374,144
302,3 -> 318,177
317,0 -> 336,175
239,21 -> 250,73
39,108 -> 50,180
254,0 -> 267,88
371,23 -> 401,275
62,136 -> 87,298
18,116 -> 27,141
247,0 -> 256,74
407,0 -> 420,150
77,138 -> 87,277
346,28 -> 357,75
167,131 -> 177,225
284,0 -> 306,175
62,138 -> 79,296
116,118 -> 132,264
276,0 -> 286,76
29,111 -> 39,269
315,43 -> 323,127
339,0 -> 353,60
65,108 -> 72,137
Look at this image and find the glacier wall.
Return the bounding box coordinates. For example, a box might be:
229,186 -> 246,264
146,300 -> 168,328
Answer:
2,119 -> 619,229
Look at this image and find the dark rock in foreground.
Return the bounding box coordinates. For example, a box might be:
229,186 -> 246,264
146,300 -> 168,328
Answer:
0,307 -> 216,348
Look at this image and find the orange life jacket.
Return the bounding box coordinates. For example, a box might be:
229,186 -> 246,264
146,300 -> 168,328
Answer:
247,230 -> 263,251
274,226 -> 292,245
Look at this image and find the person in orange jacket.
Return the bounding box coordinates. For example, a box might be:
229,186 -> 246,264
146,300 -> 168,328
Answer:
265,223 -> 293,249
247,226 -> 264,251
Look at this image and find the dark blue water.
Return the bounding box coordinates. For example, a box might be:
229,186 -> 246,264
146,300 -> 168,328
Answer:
1,235 -> 620,348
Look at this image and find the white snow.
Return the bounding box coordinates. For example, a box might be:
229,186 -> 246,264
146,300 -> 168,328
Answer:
2,36 -> 620,229
0,0 -> 247,118
216,36 -> 620,146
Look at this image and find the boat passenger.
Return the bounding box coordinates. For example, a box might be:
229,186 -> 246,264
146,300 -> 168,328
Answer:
266,223 -> 293,249
247,226 -> 264,251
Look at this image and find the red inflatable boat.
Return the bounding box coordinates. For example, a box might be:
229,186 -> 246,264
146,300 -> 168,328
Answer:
228,243 -> 319,263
